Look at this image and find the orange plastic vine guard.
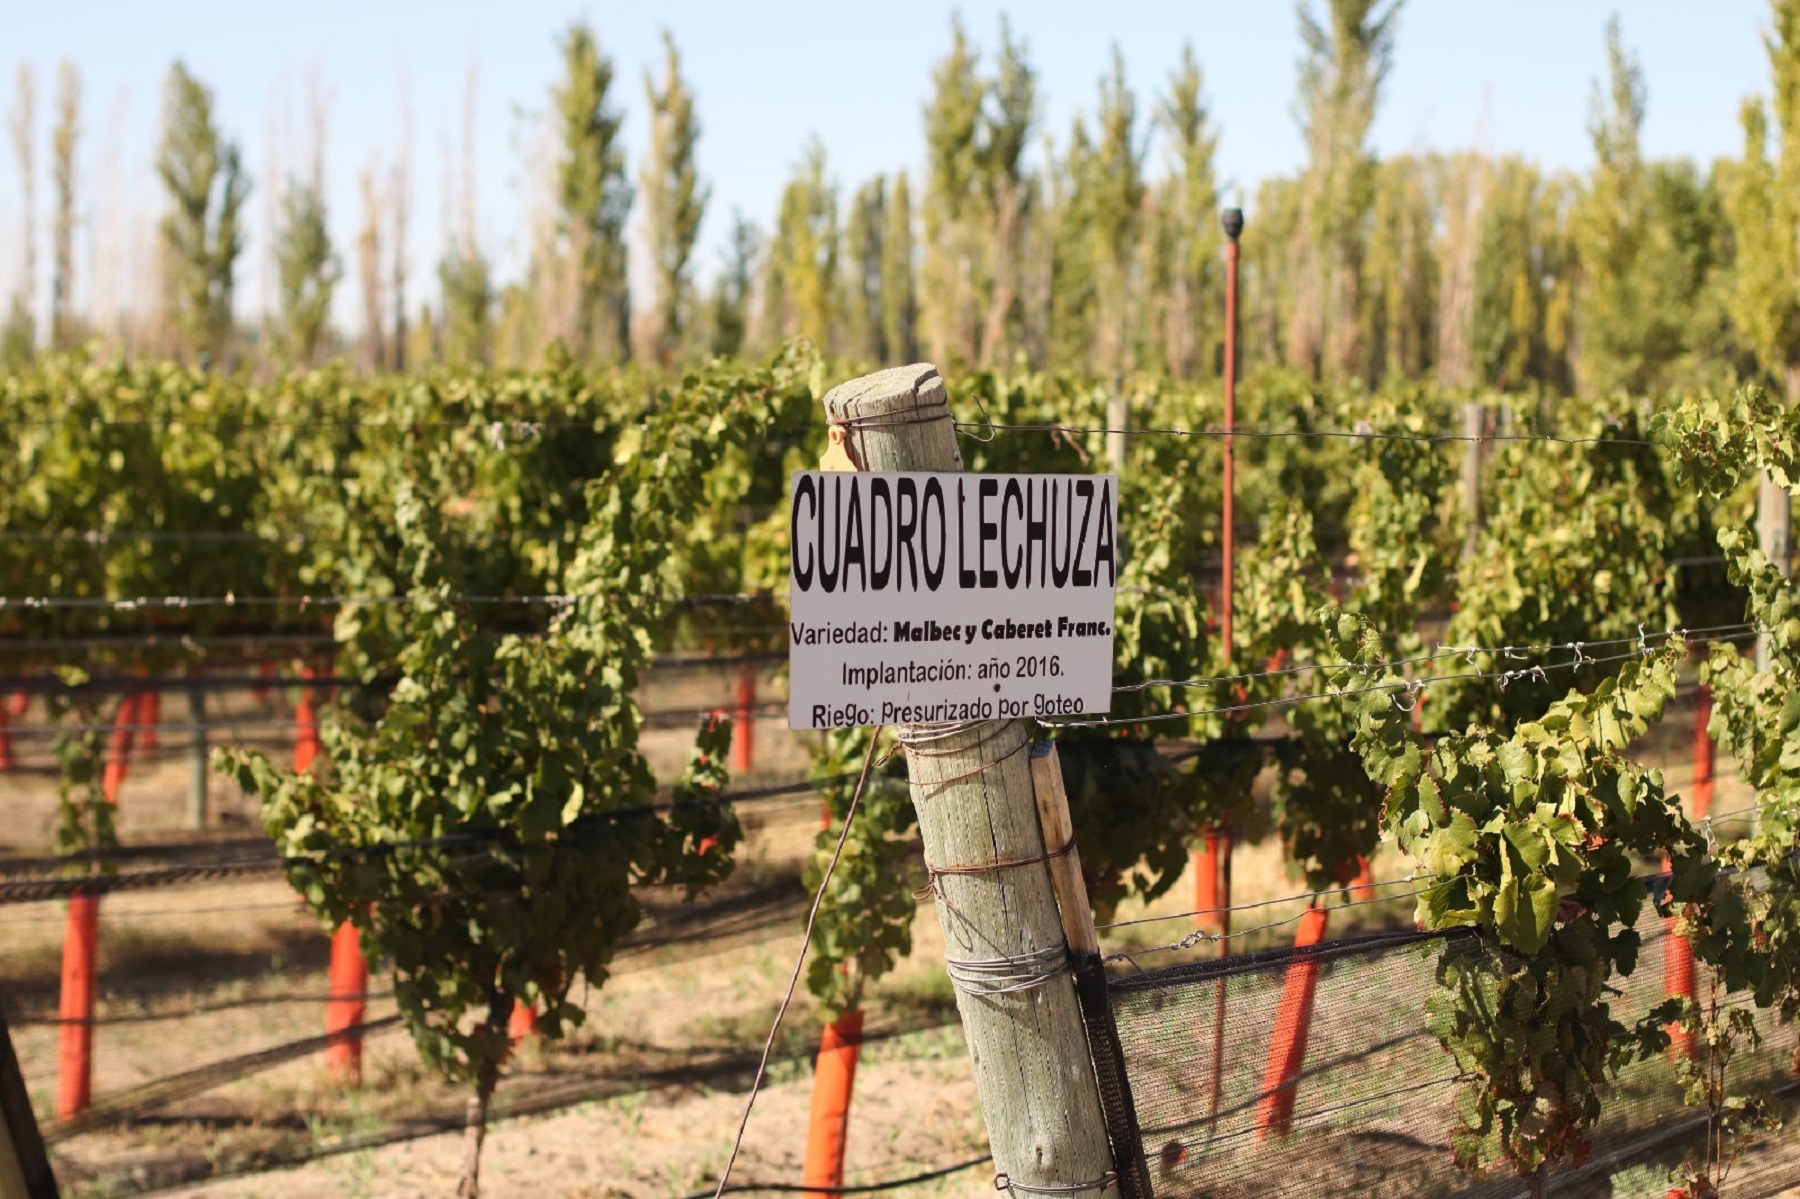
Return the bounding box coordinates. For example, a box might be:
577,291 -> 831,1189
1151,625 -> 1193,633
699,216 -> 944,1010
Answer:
1255,905 -> 1330,1140
801,1009 -> 865,1199
57,893 -> 100,1120
325,921 -> 368,1084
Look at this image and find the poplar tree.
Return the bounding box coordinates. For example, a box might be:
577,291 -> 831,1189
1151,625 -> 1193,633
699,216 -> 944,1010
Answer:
1051,46 -> 1137,374
50,61 -> 78,350
763,138 -> 837,349
881,172 -> 918,363
552,22 -> 631,360
920,19 -> 983,366
1433,152 -> 1484,388
1289,0 -> 1400,381
273,181 -> 338,364
272,83 -> 338,366
843,176 -> 887,363
1359,154 -> 1436,386
1148,43 -> 1221,379
156,61 -> 249,363
1473,157 -> 1547,390
639,30 -> 706,366
5,65 -> 35,363
1571,16 -> 1651,395
1722,0 -> 1800,398
438,252 -> 492,364
708,210 -> 757,358
356,163 -> 386,371
439,57 -> 491,366
975,18 -> 1036,366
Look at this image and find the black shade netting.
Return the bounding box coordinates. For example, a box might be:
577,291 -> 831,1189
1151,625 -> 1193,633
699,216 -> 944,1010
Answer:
1109,896 -> 1800,1198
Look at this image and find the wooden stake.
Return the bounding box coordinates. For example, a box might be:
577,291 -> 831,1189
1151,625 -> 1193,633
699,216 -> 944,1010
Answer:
1461,401 -> 1484,562
186,672 -> 207,830
1758,474 -> 1790,672
822,365 -> 1119,1197
0,995 -> 60,1199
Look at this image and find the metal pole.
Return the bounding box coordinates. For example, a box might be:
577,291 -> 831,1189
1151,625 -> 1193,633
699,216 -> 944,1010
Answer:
1221,208 -> 1243,663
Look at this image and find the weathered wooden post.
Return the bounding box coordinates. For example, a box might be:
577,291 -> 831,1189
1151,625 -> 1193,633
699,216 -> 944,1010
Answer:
821,364 -> 1134,1198
186,672 -> 207,830
1461,400 -> 1484,562
1758,475 -> 1790,672
0,998 -> 59,1198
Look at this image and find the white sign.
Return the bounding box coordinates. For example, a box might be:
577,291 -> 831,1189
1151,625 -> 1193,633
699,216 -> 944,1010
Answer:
787,471 -> 1118,729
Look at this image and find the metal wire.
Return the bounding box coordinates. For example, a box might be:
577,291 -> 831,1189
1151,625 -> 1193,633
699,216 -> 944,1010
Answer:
943,943 -> 1072,996
954,420 -> 1657,447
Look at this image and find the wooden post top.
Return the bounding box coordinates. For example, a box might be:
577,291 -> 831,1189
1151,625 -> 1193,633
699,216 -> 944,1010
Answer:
821,363 -> 960,474
822,363 -> 944,424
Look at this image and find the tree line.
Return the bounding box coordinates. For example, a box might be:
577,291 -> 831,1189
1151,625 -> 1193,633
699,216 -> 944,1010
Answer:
10,0 -> 1800,401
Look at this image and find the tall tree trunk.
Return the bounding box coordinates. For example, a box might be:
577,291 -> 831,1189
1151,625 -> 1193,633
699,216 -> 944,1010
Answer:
456,991 -> 512,1199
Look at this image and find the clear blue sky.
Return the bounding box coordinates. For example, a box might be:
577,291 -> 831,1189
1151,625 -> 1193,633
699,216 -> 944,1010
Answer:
0,0 -> 1774,334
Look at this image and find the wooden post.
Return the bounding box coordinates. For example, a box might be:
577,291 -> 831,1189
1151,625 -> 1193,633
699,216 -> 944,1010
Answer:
1461,401 -> 1484,562
823,365 -> 1121,1197
1758,474 -> 1790,672
325,921 -> 368,1084
1255,904 -> 1329,1139
1031,744 -> 1154,1199
1106,381 -> 1128,477
186,672 -> 207,830
0,995 -> 60,1199
0,698 -> 12,773
56,894 -> 98,1121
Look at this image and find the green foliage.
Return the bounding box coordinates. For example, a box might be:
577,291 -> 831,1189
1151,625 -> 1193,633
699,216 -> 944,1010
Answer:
1325,609 -> 1709,1183
215,349 -> 815,1108
1430,406 -> 1680,733
804,727 -> 917,1019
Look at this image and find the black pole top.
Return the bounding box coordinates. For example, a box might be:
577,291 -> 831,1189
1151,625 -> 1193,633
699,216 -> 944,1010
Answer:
1221,207 -> 1244,243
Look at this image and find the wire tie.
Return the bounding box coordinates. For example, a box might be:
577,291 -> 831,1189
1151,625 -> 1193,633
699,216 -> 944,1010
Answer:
994,1171 -> 1118,1195
1571,641 -> 1589,668
1639,624 -> 1650,656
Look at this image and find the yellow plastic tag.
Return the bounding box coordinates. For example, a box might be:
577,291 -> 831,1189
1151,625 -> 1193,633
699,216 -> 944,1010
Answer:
819,425 -> 859,472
